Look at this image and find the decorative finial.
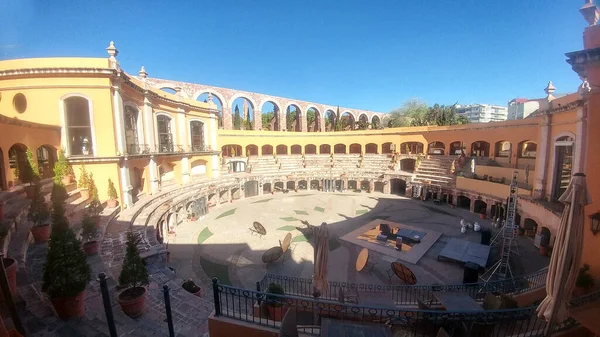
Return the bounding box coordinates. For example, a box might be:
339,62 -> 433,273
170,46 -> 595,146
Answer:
579,78 -> 591,95
544,81 -> 556,99
106,41 -> 118,58
207,92 -> 213,102
581,0 -> 600,26
138,66 -> 148,78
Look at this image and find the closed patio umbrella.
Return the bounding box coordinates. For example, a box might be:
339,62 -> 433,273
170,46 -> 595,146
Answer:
312,222 -> 329,294
537,173 -> 591,331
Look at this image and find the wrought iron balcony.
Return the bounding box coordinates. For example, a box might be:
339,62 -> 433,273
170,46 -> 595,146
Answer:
126,143 -> 150,155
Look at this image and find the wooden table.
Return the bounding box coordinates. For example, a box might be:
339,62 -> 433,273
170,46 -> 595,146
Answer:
356,248 -> 369,272
321,318 -> 392,337
569,299 -> 600,336
434,292 -> 483,312
261,246 -> 283,264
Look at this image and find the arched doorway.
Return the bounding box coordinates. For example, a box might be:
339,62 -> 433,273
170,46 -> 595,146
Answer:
244,180 -> 259,198
382,142 -> 394,154
276,145 -> 288,155
427,142 -> 445,155
449,141 -> 465,155
524,218 -> 539,239
400,158 -> 416,172
349,143 -> 361,154
319,144 -> 331,154
221,144 -> 242,157
8,143 -> 31,185
310,179 -> 319,190
246,145 -> 258,157
540,226 -> 551,247
365,143 -> 378,154
263,182 -> 272,193
374,181 -> 384,193
261,145 -> 273,156
291,145 -> 302,155
471,141 -> 490,157
334,144 -> 346,154
401,142 -> 424,155
286,181 -> 295,190
298,180 -> 307,190
390,179 -> 406,195
456,195 -> 471,210
305,144 -> 317,155
473,199 -> 487,215
36,145 -> 57,179
274,181 -> 284,191
552,136 -> 574,201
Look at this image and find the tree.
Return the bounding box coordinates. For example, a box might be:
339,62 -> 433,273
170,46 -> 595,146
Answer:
262,111 -> 274,130
384,99 -> 469,128
118,231 -> 149,289
233,105 -> 241,130
307,109 -> 316,131
334,106 -> 343,131
286,109 -> 296,131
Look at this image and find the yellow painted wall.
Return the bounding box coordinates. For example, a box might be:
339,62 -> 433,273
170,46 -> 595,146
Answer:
72,163 -> 119,203
474,166 -> 536,185
456,177 -> 532,199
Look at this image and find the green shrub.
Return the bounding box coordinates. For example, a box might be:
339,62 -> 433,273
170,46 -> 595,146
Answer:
53,149 -> 72,183
266,282 -> 285,307
42,227 -> 91,298
20,149 -> 39,184
87,174 -> 103,216
50,183 -> 69,232
77,166 -> 90,190
27,180 -> 50,227
118,232 -> 149,289
80,213 -> 97,242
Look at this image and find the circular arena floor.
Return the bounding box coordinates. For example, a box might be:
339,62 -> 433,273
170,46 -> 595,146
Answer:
167,191 -> 549,290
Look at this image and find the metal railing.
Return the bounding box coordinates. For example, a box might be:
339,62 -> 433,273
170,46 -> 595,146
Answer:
212,279 -> 553,337
126,143 -> 151,155
259,268 -> 548,306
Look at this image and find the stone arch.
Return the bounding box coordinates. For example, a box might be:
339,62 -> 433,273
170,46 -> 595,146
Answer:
291,145 -> 302,155
229,93 -> 258,112
306,105 -> 321,132
193,89 -> 228,107
390,178 -> 406,195
36,145 -> 57,179
194,90 -> 225,128
221,144 -> 242,157
456,195 -> 471,210
518,140 -> 537,158
231,95 -> 255,130
286,181 -> 295,190
400,158 -> 416,172
305,144 -> 317,155
246,144 -> 259,156
285,102 -> 302,132
190,159 -> 207,176
260,100 -> 282,131
401,142 -> 424,155
324,109 -> 336,131
60,93 -> 97,156
340,111 -> 355,130
371,115 -> 381,129
365,143 -> 378,154
427,141 -> 445,155
495,140 -> 512,157
349,143 -> 361,154
473,199 -> 487,214
276,145 -> 288,155
8,143 -> 31,184
471,141 -> 490,157
357,113 -> 369,130
298,179 -> 308,190
540,225 -> 551,247
449,141 -> 466,155
262,182 -> 272,193
320,144 -> 331,154
261,145 -> 273,156
158,87 -> 177,95
374,181 -> 384,193
334,144 -> 346,154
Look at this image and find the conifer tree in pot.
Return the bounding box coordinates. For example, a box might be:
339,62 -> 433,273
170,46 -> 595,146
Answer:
29,179 -> 51,243
42,225 -> 91,320
53,149 -> 73,185
77,166 -> 90,200
118,231 -> 149,317
22,149 -> 40,199
80,213 -> 99,256
107,178 -> 119,208
87,174 -> 103,227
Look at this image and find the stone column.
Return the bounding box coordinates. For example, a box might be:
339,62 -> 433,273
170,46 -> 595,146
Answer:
112,78 -> 127,155
181,156 -> 190,184
279,110 -> 287,132
469,198 -> 476,213
383,180 -> 391,194
119,158 -> 133,208
253,108 -> 262,131
239,183 -> 246,199
143,96 -> 156,152
486,201 -> 493,218
149,156 -> 159,194
534,113 -> 550,198
222,106 -> 233,130
300,108 -> 308,132
574,105 -> 587,173
209,115 -> 220,178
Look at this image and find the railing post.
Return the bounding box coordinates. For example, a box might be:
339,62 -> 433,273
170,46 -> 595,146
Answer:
256,281 -> 262,305
212,277 -> 221,316
98,272 -> 118,337
163,284 -> 175,337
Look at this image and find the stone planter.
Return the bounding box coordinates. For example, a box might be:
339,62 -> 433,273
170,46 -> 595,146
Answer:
24,185 -> 36,199
79,189 -> 90,200
51,290 -> 86,320
83,240 -> 100,256
267,304 -> 288,322
118,287 -> 147,318
107,199 -> 118,208
31,223 -> 51,243
62,176 -> 72,186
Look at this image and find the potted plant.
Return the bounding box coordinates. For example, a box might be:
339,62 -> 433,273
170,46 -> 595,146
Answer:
87,174 -> 103,227
573,264 -> 595,297
117,231 -> 149,318
479,211 -> 486,219
42,226 -> 91,320
265,282 -> 287,321
21,149 -> 40,199
77,166 -> 90,200
0,255 -> 18,306
539,244 -> 549,256
53,149 -> 73,185
28,179 -> 51,243
107,178 -> 119,208
80,213 -> 99,256
182,278 -> 202,297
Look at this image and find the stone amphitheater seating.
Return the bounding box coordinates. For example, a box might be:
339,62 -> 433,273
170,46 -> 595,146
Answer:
413,156 -> 456,188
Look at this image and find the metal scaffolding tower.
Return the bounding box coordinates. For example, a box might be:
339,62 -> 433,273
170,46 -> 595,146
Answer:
481,171 -> 519,281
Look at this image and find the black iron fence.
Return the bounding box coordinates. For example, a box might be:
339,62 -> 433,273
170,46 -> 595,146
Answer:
259,268 -> 548,306
213,278 -> 553,337
127,143 -> 151,155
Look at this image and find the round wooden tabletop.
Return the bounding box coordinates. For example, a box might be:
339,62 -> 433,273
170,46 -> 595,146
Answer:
391,262 -> 417,285
262,246 -> 283,264
253,221 -> 267,235
281,233 -> 292,252
355,248 -> 369,272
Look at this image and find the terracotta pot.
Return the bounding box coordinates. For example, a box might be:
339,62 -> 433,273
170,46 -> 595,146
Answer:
83,240 -> 99,256
449,204 -> 455,208
480,213 -> 486,219
62,176 -> 72,186
267,304 -> 288,322
24,185 -> 36,199
0,258 -> 18,304
539,245 -> 549,256
106,199 -> 118,208
31,223 -> 51,243
50,290 -> 86,320
79,189 -> 90,200
90,215 -> 102,228
118,287 -> 147,318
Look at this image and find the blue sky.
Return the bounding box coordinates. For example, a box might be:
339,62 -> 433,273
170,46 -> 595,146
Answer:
0,0 -> 586,112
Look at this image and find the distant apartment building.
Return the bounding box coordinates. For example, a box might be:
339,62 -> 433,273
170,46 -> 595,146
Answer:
455,104 -> 508,123
507,98 -> 540,120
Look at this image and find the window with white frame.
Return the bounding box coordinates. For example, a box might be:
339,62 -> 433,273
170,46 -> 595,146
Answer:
190,120 -> 205,151
65,97 -> 93,156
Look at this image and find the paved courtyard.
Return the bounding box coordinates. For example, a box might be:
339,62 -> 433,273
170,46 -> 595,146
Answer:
168,191 -> 550,291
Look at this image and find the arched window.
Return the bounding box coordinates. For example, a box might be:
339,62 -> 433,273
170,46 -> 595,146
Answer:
190,120 -> 205,151
124,105 -> 140,154
157,115 -> 174,153
65,97 -> 93,156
